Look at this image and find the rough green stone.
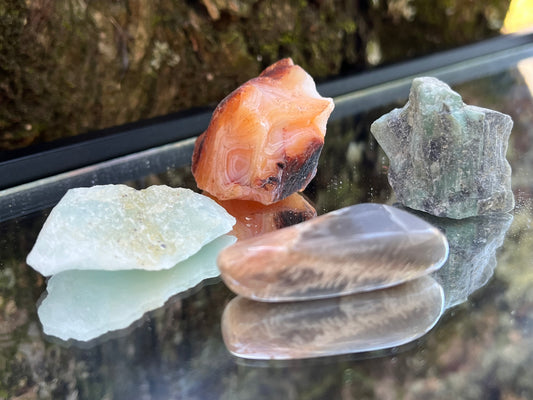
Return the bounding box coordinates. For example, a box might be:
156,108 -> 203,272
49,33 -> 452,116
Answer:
370,77 -> 514,219
26,185 -> 235,275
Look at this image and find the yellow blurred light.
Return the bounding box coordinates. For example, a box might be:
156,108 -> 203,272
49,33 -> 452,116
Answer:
502,0 -> 533,33
517,58 -> 533,97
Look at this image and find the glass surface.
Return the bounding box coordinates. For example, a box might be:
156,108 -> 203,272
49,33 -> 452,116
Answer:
1,54 -> 533,399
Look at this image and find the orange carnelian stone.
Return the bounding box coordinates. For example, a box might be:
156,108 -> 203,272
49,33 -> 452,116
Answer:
192,58 -> 334,205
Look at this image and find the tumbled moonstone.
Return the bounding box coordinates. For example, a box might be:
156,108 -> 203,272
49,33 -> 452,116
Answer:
218,203 -> 448,302
222,276 -> 444,360
38,235 -> 235,342
27,185 -> 235,276
370,77 -> 514,219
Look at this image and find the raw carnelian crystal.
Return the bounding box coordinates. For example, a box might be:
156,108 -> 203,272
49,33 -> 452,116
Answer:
192,58 -> 334,205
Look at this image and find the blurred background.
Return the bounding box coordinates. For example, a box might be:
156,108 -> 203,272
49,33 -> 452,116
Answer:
1,0 -> 532,151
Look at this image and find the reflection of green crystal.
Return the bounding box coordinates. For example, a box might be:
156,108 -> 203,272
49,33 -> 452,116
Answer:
371,77 -> 514,219
38,235 -> 236,342
421,213 -> 513,308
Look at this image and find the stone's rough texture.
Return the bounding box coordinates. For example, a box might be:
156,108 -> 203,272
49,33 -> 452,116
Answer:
26,185 -> 235,276
370,77 -> 514,219
38,235 -> 236,342
218,203 -> 448,302
212,193 -> 317,241
428,212 -> 513,309
222,276 -> 444,360
192,58 -> 334,205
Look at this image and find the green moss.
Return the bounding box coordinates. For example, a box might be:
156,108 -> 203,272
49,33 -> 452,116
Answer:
342,19 -> 357,34
0,0 -> 512,150
370,0 -> 510,63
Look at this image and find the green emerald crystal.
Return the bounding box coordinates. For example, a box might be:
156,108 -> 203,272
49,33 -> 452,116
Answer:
371,77 -> 514,219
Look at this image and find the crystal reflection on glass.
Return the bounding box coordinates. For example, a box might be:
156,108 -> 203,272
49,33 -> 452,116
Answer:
428,212 -> 514,309
38,235 -> 236,343
221,275 -> 444,360
212,192 -> 317,241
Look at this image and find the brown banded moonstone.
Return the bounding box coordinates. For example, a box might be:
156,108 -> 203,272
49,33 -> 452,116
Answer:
217,203 -> 449,301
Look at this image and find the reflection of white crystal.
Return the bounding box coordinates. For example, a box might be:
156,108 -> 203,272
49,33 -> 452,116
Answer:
26,185 -> 236,276
38,235 -> 236,342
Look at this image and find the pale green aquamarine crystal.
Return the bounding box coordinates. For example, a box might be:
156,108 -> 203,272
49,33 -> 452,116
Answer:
371,77 -> 514,219
26,185 -> 235,275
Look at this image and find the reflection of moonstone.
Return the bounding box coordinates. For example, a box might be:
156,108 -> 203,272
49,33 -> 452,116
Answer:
428,213 -> 513,309
218,203 -> 448,301
26,185 -> 235,276
370,77 -> 514,219
38,235 -> 236,342
222,276 -> 444,360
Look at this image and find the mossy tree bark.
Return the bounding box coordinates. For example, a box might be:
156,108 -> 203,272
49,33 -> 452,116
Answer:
0,0 -> 509,150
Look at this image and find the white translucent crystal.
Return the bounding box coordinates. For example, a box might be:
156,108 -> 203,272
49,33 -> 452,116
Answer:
26,185 -> 236,276
38,235 -> 236,342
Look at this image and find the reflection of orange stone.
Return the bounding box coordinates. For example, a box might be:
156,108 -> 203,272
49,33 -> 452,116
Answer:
192,58 -> 334,205
213,193 -> 316,241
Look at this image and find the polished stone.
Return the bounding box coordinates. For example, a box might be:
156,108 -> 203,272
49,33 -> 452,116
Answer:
222,276 -> 444,360
218,203 -> 448,301
371,77 -> 514,219
27,185 -> 235,276
38,235 -> 236,342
